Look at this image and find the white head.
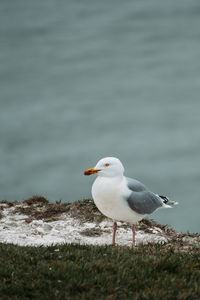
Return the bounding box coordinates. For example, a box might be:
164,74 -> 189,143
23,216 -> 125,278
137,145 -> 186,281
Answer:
84,157 -> 124,178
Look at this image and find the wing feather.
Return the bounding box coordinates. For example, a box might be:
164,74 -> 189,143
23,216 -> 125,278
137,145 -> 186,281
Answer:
126,177 -> 163,214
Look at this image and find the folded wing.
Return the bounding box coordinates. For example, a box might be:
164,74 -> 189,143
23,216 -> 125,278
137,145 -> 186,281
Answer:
126,177 -> 163,215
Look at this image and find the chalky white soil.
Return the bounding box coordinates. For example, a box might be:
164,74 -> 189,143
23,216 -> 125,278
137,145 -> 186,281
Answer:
0,199 -> 199,248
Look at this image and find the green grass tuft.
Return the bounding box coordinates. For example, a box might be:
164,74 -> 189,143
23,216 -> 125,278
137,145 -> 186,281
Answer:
0,243 -> 199,299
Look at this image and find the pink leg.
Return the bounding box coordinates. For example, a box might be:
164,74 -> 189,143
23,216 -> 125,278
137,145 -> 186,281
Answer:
132,225 -> 136,246
112,222 -> 117,245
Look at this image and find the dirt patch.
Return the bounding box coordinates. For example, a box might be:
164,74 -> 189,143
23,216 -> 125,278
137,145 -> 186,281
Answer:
12,196 -> 71,221
67,199 -> 105,223
0,200 -> 18,208
23,196 -> 49,205
10,197 -> 104,223
138,219 -> 176,236
80,228 -> 104,237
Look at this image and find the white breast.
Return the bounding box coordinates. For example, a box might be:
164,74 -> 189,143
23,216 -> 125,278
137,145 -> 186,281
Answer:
91,176 -> 145,224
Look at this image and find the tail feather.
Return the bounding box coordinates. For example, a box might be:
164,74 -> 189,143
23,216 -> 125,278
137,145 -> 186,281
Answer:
159,195 -> 179,206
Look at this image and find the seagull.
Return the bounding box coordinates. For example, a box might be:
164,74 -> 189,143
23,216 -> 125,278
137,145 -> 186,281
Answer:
84,157 -> 178,245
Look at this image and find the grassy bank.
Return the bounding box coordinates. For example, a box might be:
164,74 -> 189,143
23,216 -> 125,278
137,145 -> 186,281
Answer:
0,242 -> 200,299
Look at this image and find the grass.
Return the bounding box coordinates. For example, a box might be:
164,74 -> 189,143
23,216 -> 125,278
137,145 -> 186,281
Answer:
0,242 -> 200,300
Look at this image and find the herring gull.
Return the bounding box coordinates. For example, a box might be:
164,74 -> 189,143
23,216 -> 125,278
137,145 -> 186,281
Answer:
84,157 -> 178,245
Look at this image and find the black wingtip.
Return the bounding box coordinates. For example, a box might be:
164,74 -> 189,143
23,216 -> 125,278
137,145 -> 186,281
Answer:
159,195 -> 169,204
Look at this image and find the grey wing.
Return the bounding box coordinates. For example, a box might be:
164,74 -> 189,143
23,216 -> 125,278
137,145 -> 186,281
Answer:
127,191 -> 163,214
127,178 -> 163,215
126,177 -> 150,192
126,177 -> 163,214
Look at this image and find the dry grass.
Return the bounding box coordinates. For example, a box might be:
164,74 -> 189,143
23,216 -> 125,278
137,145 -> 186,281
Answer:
5,196 -> 105,223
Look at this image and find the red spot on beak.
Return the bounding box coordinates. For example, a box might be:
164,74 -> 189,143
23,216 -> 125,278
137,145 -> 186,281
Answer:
84,168 -> 100,176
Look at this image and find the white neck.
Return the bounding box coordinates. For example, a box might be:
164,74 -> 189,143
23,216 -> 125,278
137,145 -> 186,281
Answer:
97,174 -> 124,183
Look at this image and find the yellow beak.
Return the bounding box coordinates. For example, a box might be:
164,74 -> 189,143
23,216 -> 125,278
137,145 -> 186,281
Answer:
84,167 -> 100,176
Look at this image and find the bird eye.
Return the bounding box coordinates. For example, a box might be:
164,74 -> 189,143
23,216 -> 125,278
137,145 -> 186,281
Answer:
104,163 -> 110,167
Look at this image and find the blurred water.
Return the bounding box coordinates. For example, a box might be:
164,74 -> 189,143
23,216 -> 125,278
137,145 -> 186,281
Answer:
1,0 -> 200,232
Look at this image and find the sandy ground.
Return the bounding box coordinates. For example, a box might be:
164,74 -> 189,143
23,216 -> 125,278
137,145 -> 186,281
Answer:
0,197 -> 199,248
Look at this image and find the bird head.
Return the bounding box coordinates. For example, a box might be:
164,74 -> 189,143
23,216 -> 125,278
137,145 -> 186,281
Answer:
84,157 -> 124,178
